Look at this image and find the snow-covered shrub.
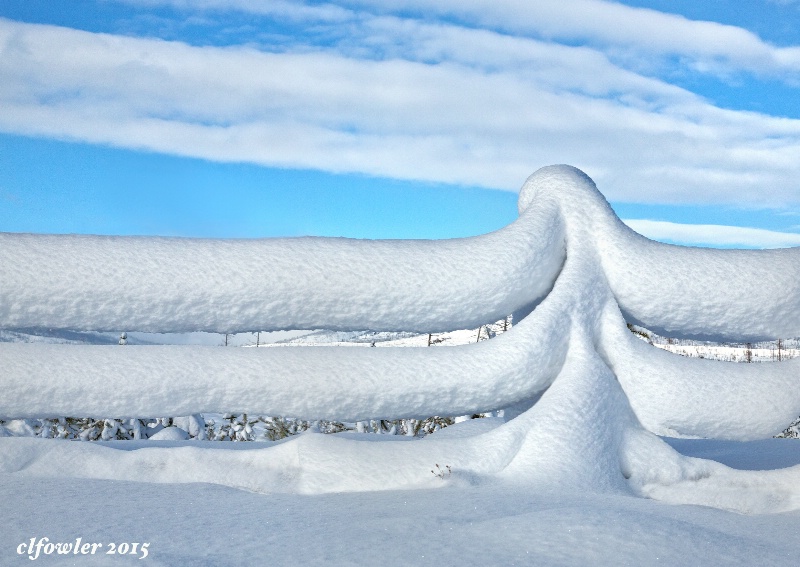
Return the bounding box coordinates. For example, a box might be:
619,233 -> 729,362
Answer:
776,417 -> 800,439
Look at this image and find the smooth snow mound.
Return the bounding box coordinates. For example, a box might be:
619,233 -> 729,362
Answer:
148,426 -> 190,441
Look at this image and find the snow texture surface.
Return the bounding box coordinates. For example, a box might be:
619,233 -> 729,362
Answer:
2,164 -> 800,522
4,470 -> 800,567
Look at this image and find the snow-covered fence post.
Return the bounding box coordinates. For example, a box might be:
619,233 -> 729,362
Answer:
2,164 -> 800,510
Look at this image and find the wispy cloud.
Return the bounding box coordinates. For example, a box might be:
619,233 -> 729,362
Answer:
124,0 -> 800,82
1,4 -> 800,206
378,0 -> 800,80
125,0 -> 355,22
624,219 -> 800,248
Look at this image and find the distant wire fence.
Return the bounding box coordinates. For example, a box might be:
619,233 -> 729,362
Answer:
629,324 -> 800,363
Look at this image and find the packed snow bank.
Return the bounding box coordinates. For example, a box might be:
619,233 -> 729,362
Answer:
2,165 -> 800,515
602,306 -> 800,440
0,199 -> 564,334
0,285 -> 568,419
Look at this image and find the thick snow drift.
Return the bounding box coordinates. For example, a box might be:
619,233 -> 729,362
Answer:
2,165 -> 799,515
0,199 -> 564,334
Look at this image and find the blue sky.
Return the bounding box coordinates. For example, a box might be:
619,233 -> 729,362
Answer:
1,0 -> 800,247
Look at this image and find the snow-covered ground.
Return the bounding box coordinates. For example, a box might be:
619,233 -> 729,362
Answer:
3,339 -> 800,563
3,433 -> 800,566
3,165 -> 800,565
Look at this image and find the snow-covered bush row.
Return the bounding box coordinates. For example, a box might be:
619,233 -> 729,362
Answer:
0,414 -> 461,441
0,416 -> 208,441
2,165 -> 800,513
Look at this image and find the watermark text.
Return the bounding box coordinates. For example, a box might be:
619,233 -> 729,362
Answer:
17,537 -> 150,560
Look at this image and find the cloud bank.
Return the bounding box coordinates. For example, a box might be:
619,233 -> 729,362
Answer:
1,1 -> 800,206
624,219 -> 800,248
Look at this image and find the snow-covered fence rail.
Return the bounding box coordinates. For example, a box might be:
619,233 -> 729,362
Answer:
2,165 -> 800,508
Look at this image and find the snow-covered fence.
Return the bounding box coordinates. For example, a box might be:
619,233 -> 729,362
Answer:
2,165 -> 800,509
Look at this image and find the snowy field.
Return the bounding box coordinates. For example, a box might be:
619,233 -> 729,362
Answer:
3,435 -> 800,566
3,166 -> 800,565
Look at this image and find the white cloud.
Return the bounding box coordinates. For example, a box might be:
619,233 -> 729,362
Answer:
624,219 -> 800,248
357,0 -> 800,81
1,16 -> 800,206
122,0 -> 800,82
124,0 -> 355,22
